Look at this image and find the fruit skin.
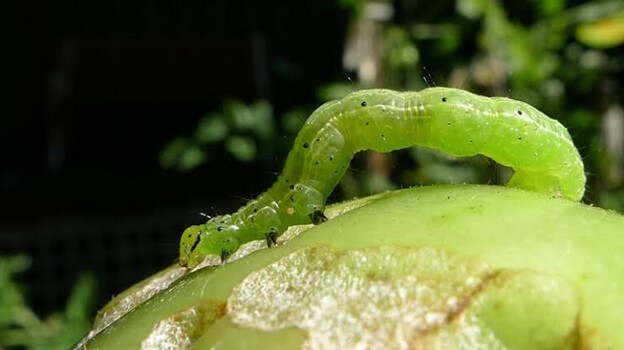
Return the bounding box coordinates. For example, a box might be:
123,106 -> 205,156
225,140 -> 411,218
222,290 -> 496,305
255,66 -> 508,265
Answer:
81,185 -> 624,349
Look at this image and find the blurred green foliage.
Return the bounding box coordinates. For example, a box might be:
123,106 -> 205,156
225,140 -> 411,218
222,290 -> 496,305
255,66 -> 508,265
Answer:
163,0 -> 624,211
0,256 -> 96,350
161,100 -> 278,170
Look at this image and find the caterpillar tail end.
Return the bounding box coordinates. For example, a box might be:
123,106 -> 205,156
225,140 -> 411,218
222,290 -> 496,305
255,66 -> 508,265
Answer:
507,170 -> 585,202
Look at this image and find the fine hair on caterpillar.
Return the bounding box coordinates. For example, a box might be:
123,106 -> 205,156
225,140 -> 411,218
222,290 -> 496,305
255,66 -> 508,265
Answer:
179,87 -> 586,268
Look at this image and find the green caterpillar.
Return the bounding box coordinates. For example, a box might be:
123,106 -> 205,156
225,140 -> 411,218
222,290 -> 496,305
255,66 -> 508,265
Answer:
179,87 -> 585,268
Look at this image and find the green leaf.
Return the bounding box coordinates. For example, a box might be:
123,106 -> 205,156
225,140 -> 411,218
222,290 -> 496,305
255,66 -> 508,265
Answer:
160,137 -> 207,171
576,13 -> 624,48
65,273 -> 97,323
196,115 -> 228,144
225,136 -> 257,162
0,256 -> 30,327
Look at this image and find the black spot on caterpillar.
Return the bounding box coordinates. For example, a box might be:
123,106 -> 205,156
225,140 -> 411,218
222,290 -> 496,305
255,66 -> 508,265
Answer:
179,87 -> 586,268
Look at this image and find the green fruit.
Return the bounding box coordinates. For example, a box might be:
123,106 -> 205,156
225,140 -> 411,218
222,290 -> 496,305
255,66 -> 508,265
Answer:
78,185 -> 624,349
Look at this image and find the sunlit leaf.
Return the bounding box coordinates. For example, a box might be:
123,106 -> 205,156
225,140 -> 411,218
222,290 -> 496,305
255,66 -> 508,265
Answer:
576,13 -> 624,48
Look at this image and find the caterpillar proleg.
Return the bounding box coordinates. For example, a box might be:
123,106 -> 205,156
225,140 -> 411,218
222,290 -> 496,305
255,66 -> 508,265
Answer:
179,87 -> 585,268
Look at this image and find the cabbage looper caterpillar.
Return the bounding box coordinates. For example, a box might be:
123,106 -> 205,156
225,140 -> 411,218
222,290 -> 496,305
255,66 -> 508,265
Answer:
179,88 -> 585,268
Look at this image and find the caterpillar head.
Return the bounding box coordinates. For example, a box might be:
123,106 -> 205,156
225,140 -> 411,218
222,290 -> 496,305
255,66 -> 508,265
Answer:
179,219 -> 240,268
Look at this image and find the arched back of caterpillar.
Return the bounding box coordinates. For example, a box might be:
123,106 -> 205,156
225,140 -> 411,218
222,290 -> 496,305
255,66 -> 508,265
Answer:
179,87 -> 585,268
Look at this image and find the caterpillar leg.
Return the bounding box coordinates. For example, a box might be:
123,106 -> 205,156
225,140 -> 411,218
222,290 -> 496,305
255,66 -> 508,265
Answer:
265,231 -> 278,247
290,183 -> 327,224
220,250 -> 231,263
310,210 -> 328,225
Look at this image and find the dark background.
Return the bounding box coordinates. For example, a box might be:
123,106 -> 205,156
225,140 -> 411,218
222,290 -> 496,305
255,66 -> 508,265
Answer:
4,0 -> 624,327
3,0 -> 348,315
